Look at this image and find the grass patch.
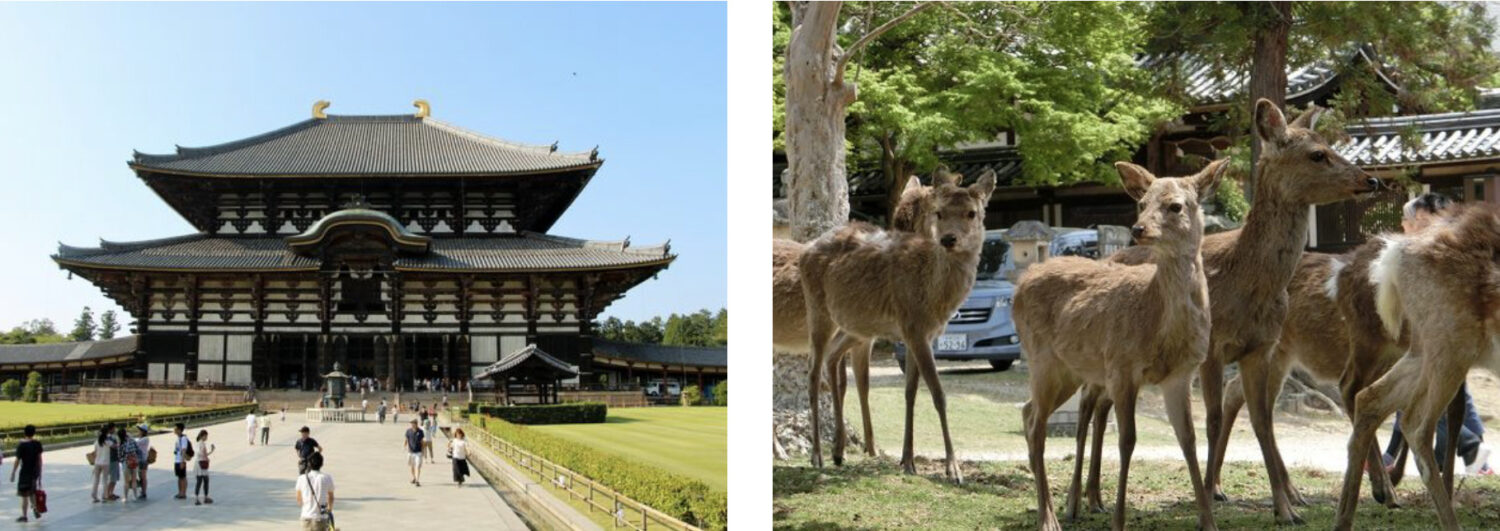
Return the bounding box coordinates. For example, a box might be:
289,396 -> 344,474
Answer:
531,406 -> 727,490
0,402 -> 196,430
773,455 -> 1500,529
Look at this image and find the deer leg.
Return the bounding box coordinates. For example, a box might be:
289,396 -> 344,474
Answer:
1208,371 -> 1246,502
908,333 -> 962,484
1440,390 -> 1465,497
1404,379 -> 1465,531
900,344 -> 921,475
1108,379 -> 1140,531
1336,354 -> 1421,531
851,339 -> 876,456
1342,356 -> 1401,506
1164,372 -> 1218,531
1065,384 -> 1099,522
1086,393 -> 1113,514
806,316 -> 837,469
1262,354 -> 1307,507
1199,355 -> 1226,496
1240,352 -> 1302,524
830,341 -> 849,467
1026,366 -> 1075,531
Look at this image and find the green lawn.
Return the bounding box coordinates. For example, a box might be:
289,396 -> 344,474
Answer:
0,402 -> 197,430
774,455 -> 1500,529
530,406 -> 727,490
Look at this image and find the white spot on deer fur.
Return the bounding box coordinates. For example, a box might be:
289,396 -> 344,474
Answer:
1323,257 -> 1347,300
857,229 -> 898,249
1370,236 -> 1406,339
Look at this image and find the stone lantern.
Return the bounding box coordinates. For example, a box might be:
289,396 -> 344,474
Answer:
322,362 -> 349,408
1004,220 -> 1054,282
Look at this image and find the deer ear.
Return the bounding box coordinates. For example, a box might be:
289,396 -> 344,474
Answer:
1115,162 -> 1155,201
900,176 -> 924,196
1290,104 -> 1325,131
971,169 -> 997,200
1254,98 -> 1289,146
933,166 -> 961,187
1195,159 -> 1230,200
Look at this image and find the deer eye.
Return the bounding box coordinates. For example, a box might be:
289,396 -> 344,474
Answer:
967,210 -> 976,219
1310,150 -> 1327,162
1169,203 -> 1183,214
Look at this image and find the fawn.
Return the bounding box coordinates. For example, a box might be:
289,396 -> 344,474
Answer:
1018,160 -> 1226,531
1334,204 -> 1500,530
773,173 -> 941,463
1077,99 -> 1379,524
798,169 -> 995,482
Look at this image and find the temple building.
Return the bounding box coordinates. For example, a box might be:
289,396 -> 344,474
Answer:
52,100 -> 674,391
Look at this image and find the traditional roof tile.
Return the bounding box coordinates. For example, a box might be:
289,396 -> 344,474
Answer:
1334,109 -> 1500,167
592,339 -> 726,368
473,344 -> 579,380
54,232 -> 674,272
0,336 -> 138,367
131,114 -> 600,177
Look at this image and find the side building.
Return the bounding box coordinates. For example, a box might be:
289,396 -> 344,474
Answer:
50,101 -> 674,391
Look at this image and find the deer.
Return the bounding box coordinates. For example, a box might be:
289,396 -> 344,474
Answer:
1018,160 -> 1226,531
799,169 -> 996,482
1071,99 -> 1380,524
1334,204 -> 1500,530
773,172 -> 944,465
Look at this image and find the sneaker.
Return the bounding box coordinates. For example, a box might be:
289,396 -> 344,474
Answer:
194,499 -> 201,506
16,517 -> 27,523
204,497 -> 213,504
1468,444 -> 1493,476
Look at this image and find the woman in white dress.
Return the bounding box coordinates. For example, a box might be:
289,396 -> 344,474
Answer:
90,425 -> 116,502
447,428 -> 470,486
193,430 -> 216,505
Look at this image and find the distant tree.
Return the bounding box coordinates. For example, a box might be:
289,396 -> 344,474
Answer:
598,316 -> 626,342
21,371 -> 44,402
664,310 -> 720,347
712,309 -> 728,347
98,310 -> 120,340
70,306 -> 96,342
680,385 -> 703,407
0,379 -> 19,401
714,380 -> 728,406
0,318 -> 68,345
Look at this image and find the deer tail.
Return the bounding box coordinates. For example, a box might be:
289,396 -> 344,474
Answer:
1370,236 -> 1406,340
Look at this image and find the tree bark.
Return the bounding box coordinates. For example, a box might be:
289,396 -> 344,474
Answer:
785,1 -> 855,242
879,133 -> 911,228
1245,1 -> 1292,200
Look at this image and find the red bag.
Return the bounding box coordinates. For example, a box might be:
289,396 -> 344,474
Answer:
33,489 -> 47,514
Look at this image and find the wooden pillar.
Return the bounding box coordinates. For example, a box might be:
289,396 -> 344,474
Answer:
442,334 -> 452,385
300,335 -> 311,391
697,368 -> 703,390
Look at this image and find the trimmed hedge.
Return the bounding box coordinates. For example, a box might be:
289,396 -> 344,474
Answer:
680,385 -> 702,406
481,415 -> 727,530
470,402 -> 607,425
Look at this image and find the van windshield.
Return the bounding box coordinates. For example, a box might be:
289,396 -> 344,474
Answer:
976,237 -> 1012,281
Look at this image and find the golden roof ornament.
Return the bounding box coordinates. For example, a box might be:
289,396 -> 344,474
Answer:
413,99 -> 431,118
312,100 -> 330,119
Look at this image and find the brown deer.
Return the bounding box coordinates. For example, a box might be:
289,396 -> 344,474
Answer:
1334,204 -> 1500,530
1018,160 -> 1226,531
1078,99 -> 1379,524
772,173 -> 943,465
799,170 -> 996,482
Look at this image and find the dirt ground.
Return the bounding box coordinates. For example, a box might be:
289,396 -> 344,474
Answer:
855,348 -> 1500,474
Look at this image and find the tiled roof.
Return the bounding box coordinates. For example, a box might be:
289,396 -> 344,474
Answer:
0,336 -> 138,367
1334,109 -> 1500,167
131,114 -> 600,177
593,339 -> 727,368
474,344 -> 578,380
54,233 -> 674,272
1137,47 -> 1393,108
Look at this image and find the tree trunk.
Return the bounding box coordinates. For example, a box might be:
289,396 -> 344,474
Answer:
880,134 -> 910,228
1245,1 -> 1291,200
785,1 -> 855,242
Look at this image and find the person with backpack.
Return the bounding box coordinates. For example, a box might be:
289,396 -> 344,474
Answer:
404,419 -> 424,487
192,430 -> 215,505
9,425 -> 43,523
120,428 -> 140,501
173,423 -> 191,499
295,453 -> 334,531
134,425 -> 152,500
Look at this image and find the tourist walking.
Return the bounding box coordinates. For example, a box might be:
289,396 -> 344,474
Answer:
90,425 -> 115,503
106,423 -> 122,501
246,411 -> 258,446
423,413 -> 437,464
192,430 -> 215,505
259,412 -> 272,445
448,428 -> 469,487
172,423 -> 191,499
404,419 -> 424,487
378,400 -> 388,424
135,425 -> 152,500
295,427 -> 322,475
120,427 -> 140,501
361,398 -> 368,414
9,425 -> 42,523
295,453 -> 334,531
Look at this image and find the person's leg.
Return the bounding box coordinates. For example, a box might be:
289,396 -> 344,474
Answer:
140,467 -> 148,498
1461,384 -> 1485,438
203,476 -> 211,503
91,465 -> 103,502
1385,411 -> 1406,463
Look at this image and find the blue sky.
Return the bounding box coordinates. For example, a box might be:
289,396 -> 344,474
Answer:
0,2 -> 726,330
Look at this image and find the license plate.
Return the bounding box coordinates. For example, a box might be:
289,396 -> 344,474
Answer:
936,334 -> 967,352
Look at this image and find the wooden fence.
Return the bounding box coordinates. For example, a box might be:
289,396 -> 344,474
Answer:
464,417 -> 701,531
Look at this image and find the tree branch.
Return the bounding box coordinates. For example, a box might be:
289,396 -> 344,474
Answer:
834,1 -> 936,86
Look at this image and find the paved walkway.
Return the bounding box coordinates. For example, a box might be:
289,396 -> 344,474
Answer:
7,413 -> 528,529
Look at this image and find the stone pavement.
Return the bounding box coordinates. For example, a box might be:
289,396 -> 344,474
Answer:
5,412 -> 528,529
